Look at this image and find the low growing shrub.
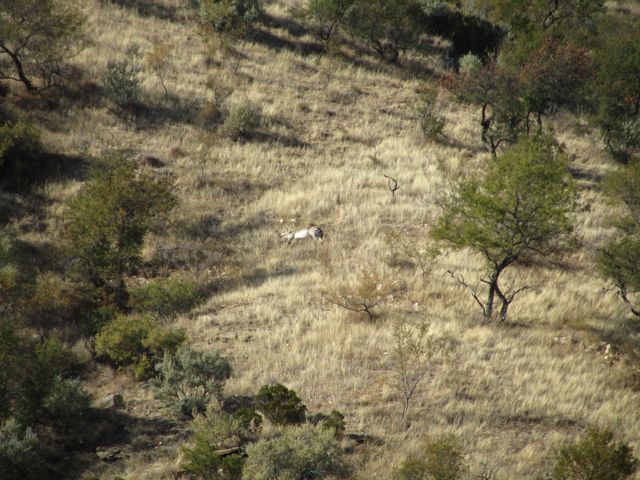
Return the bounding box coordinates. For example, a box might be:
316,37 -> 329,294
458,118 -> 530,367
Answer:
130,277 -> 204,320
255,383 -> 307,426
222,101 -> 261,140
103,44 -> 142,112
152,346 -> 232,416
242,424 -> 347,480
395,434 -> 466,480
0,418 -> 45,480
94,314 -> 186,379
551,427 -> 638,480
0,118 -> 43,191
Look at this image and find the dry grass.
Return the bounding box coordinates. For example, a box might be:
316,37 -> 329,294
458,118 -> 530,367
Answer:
9,0 -> 640,478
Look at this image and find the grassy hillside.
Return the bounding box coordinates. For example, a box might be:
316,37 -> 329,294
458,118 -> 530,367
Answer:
4,0 -> 640,478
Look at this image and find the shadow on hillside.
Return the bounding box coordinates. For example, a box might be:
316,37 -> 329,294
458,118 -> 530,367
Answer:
104,0 -> 183,22
250,131 -> 311,149
134,95 -> 202,129
251,27 -> 325,56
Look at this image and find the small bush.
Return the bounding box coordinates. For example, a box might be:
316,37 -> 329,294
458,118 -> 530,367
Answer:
103,44 -> 142,111
309,410 -> 346,438
0,418 -> 45,480
42,377 -> 92,443
152,346 -> 232,416
0,118 -> 43,191
198,0 -> 263,38
459,53 -> 483,76
395,434 -> 466,480
94,314 -> 186,379
130,277 -> 204,320
254,383 -> 307,426
417,89 -> 445,140
242,424 -> 347,480
551,427 -> 638,480
222,101 -> 261,140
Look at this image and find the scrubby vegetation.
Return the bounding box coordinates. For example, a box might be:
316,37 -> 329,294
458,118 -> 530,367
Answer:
2,0 -> 640,478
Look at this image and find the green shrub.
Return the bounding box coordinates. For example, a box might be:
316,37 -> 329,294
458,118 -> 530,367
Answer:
458,53 -> 482,76
222,102 -> 261,140
417,89 -> 445,141
242,424 -> 347,480
309,410 -> 346,438
94,314 -> 185,379
255,383 -> 307,426
180,402 -> 258,479
394,434 -> 466,480
42,376 -> 92,443
103,44 -> 142,112
551,427 -> 638,480
0,118 -> 43,191
0,418 -> 45,480
130,277 -> 204,320
198,0 -> 263,38
152,346 -> 232,416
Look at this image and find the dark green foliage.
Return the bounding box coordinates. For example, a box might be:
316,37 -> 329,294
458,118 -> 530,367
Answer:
242,424 -> 348,480
343,0 -> 424,63
94,314 -> 185,379
597,160 -> 640,316
308,410 -> 346,438
294,0 -> 354,48
234,407 -> 262,434
551,428 -> 638,480
0,0 -> 85,92
103,44 -> 142,112
198,0 -> 263,48
395,435 -> 465,480
417,88 -> 445,141
255,383 -> 307,425
0,118 -> 43,191
41,376 -> 92,444
432,135 -> 577,321
590,16 -> 640,163
0,418 -> 45,480
66,154 -> 176,309
181,403 -> 257,479
152,346 -> 232,416
421,7 -> 504,64
222,102 -> 261,140
130,277 -> 204,320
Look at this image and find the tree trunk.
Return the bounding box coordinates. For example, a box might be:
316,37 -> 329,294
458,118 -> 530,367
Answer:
484,273 -> 497,321
0,46 -> 36,92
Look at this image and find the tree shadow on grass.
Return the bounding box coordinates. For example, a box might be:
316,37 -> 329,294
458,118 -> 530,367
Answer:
103,0 -> 187,22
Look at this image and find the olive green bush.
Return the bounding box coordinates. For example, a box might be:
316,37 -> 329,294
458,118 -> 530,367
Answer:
255,383 -> 307,426
130,277 -> 204,320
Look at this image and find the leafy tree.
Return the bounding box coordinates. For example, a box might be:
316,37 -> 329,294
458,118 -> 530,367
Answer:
197,0 -> 263,50
66,155 -> 176,309
94,314 -> 185,379
432,135 -> 577,321
152,346 -> 232,416
454,63 -> 527,154
242,424 -> 347,480
0,118 -> 43,191
0,0 -> 84,92
598,160 -> 640,316
551,427 -> 638,480
255,383 -> 307,425
589,16 -> 640,163
344,0 -> 424,63
395,434 -> 466,480
294,0 -> 354,49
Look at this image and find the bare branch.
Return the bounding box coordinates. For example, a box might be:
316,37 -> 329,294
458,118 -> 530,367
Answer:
383,174 -> 401,199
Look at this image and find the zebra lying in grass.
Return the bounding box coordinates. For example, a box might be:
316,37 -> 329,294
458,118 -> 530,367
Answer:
280,226 -> 324,245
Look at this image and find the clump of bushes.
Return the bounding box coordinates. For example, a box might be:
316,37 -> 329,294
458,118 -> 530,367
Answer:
242,424 -> 348,480
255,383 -> 307,426
417,89 -> 445,141
551,427 -> 638,480
152,346 -> 232,416
103,44 -> 143,113
222,101 -> 261,140
394,434 -> 466,480
130,277 -> 204,320
0,118 -> 43,191
94,314 -> 186,379
0,418 -> 44,480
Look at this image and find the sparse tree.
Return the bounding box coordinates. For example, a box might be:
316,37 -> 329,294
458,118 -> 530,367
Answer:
551,427 -> 638,480
598,160 -> 640,316
324,269 -> 401,320
66,155 -> 175,309
432,135 -> 578,321
294,0 -> 354,50
145,42 -> 172,99
388,318 -> 442,425
0,0 -> 85,92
